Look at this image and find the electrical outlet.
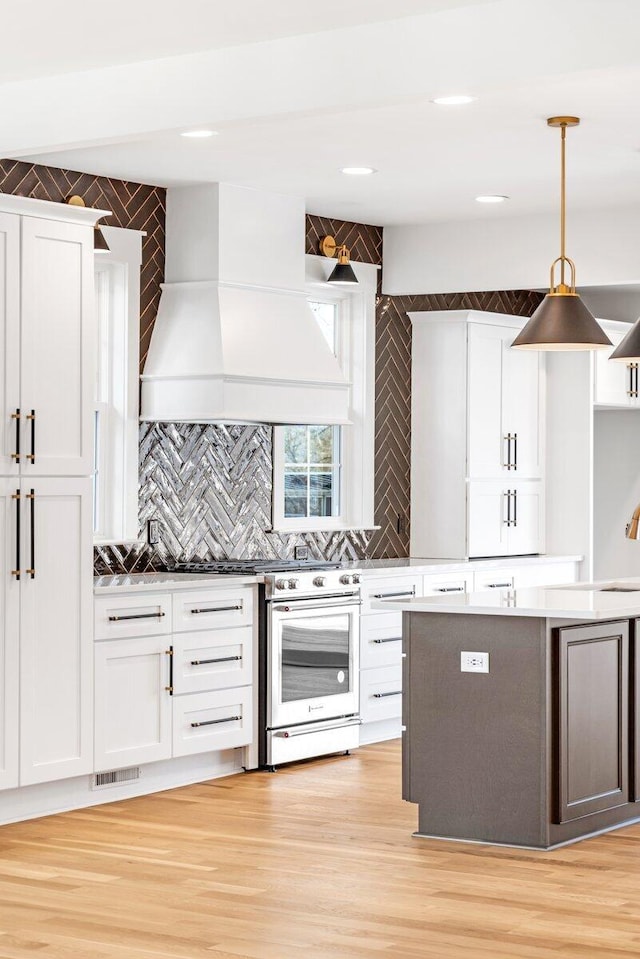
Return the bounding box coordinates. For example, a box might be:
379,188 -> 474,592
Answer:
460,650 -> 489,674
294,545 -> 309,560
147,518 -> 160,545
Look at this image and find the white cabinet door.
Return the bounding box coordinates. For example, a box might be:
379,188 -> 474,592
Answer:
20,477 -> 93,785
0,214 -> 20,478
468,481 -> 543,558
95,636 -> 172,771
468,324 -> 542,479
594,332 -> 639,407
20,217 -> 95,476
0,481 -> 19,789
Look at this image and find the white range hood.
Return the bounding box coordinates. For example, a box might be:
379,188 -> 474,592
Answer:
140,183 -> 350,424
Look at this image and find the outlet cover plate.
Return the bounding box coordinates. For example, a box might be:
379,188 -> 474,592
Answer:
461,650 -> 489,673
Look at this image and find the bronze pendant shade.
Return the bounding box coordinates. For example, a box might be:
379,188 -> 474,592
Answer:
511,117 -> 611,352
609,319 -> 640,361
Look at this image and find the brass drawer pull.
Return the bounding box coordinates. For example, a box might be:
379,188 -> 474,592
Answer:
190,655 -> 242,666
191,715 -> 241,728
190,604 -> 243,615
372,637 -> 401,644
108,611 -> 166,622
373,690 -> 402,698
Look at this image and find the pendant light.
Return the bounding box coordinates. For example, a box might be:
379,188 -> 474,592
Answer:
608,317 -> 640,361
511,117 -> 611,351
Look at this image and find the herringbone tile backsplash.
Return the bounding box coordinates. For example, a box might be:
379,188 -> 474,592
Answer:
94,424 -> 373,575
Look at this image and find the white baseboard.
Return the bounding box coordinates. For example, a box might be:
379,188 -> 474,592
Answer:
359,718 -> 402,746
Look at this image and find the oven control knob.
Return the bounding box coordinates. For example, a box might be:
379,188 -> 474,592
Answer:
313,576 -> 326,587
340,574 -> 354,585
275,579 -> 289,590
288,578 -> 299,590
352,574 -> 361,584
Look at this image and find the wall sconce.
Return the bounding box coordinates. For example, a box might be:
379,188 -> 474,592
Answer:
66,195 -> 110,252
319,235 -> 359,285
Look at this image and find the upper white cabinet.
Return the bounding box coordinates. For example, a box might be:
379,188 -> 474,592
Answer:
593,320 -> 640,409
0,198 -> 104,477
410,310 -> 545,559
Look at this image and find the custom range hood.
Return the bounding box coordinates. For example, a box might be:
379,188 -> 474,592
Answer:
141,184 -> 350,424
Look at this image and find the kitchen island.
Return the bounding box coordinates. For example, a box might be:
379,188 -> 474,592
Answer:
375,581 -> 640,849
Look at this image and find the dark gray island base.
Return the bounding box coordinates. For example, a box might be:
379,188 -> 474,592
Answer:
402,610 -> 640,849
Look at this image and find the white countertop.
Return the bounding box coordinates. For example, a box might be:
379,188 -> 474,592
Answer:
373,579 -> 640,619
344,554 -> 582,575
94,572 -> 259,594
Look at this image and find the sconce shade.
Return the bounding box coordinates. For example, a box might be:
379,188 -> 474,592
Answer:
511,292 -> 612,350
627,503 -> 640,540
609,319 -> 640,361
328,259 -> 358,285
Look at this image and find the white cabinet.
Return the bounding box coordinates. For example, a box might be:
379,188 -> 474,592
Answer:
19,478 -> 94,785
410,310 -> 545,559
468,323 -> 543,479
0,482 -> 19,789
359,573 -> 422,745
0,207 -> 98,479
594,321 -> 640,409
467,480 -> 544,558
94,584 -> 255,773
94,635 -> 173,770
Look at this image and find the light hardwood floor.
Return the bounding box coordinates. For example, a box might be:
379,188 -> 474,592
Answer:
1,740 -> 640,958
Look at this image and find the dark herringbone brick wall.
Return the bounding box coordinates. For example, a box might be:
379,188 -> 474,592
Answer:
368,289 -> 544,558
306,214 -> 383,270
0,160 -> 165,372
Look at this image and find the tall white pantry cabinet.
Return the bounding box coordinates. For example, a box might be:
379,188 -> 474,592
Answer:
0,195 -> 107,789
410,310 -> 545,559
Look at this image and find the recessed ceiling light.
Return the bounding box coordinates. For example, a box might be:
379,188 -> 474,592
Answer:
340,167 -> 377,176
432,95 -> 476,106
475,195 -> 509,203
180,129 -> 218,138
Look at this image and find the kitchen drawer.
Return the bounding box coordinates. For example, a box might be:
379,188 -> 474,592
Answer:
423,570 -> 473,596
361,613 -> 403,669
172,586 -> 254,632
95,593 -> 172,640
473,568 -> 515,591
361,575 -> 422,615
360,665 -> 403,723
172,627 -> 253,695
172,686 -> 253,758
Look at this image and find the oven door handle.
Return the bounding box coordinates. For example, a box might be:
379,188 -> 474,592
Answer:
272,598 -> 361,612
274,717 -> 362,738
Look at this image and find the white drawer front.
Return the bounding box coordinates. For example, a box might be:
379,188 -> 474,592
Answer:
172,627 -> 253,695
360,665 -> 403,723
473,568 -> 515,592
361,613 -> 403,669
172,687 -> 253,757
423,571 -> 473,596
512,562 -> 578,589
95,593 -> 172,640
361,576 -> 422,615
172,586 -> 254,632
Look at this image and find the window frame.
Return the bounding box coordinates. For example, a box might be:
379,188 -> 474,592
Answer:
271,255 -> 377,532
93,226 -> 143,545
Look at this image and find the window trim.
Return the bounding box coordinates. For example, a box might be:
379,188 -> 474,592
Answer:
271,255 -> 377,532
93,226 -> 143,545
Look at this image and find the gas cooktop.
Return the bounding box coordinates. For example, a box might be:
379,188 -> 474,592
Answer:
168,559 -> 342,575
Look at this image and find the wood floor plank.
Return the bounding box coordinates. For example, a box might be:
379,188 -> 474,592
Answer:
2,742 -> 640,957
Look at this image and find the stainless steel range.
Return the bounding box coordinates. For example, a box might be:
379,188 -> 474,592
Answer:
171,559 -> 362,768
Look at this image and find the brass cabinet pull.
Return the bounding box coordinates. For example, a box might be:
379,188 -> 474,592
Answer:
373,691 -> 402,698
513,432 -> 518,470
372,637 -> 402,644
628,363 -> 639,398
10,409 -> 20,463
373,589 -> 415,599
25,489 -> 35,578
191,715 -> 240,728
165,645 -> 174,694
26,410 -> 35,463
11,489 -> 20,580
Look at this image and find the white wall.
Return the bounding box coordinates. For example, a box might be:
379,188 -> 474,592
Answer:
593,410 -> 640,580
383,205 -> 640,295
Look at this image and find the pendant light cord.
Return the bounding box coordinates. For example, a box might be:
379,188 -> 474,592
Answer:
560,123 -> 566,286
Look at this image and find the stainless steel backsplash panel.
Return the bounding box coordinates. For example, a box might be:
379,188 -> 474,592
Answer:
94,423 -> 372,575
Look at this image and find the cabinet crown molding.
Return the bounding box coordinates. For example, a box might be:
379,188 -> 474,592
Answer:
0,192 -> 110,226
408,309 -> 527,330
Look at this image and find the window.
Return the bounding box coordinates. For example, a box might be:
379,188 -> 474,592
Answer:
272,256 -> 377,531
93,228 -> 142,543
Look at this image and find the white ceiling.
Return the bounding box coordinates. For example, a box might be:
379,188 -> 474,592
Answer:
5,0 -> 640,227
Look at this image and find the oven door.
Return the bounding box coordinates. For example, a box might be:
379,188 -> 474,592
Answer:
267,594 -> 360,730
